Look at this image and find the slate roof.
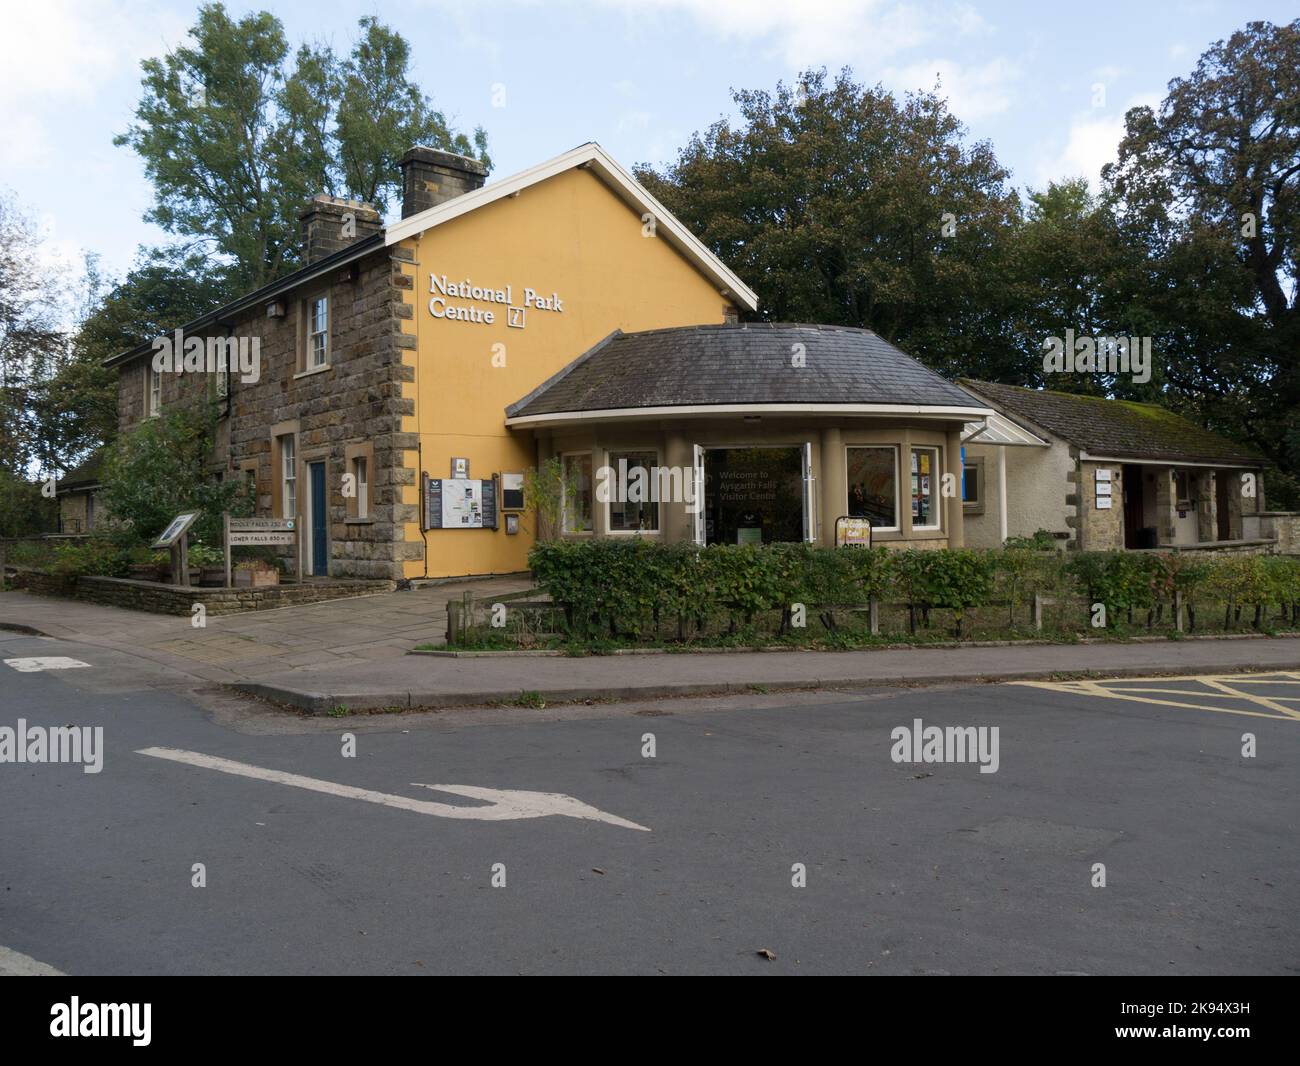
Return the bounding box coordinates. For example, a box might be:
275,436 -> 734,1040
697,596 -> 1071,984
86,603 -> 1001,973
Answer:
507,324 -> 985,418
56,451 -> 105,492
961,381 -> 1264,465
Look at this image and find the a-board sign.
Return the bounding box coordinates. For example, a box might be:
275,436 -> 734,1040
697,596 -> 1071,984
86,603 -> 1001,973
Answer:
228,517 -> 296,546
424,478 -> 498,529
152,512 -> 200,549
835,516 -> 873,547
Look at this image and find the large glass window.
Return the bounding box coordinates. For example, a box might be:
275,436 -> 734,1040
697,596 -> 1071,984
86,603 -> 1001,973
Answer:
562,453 -> 593,534
846,447 -> 898,529
911,447 -> 941,529
607,451 -> 660,532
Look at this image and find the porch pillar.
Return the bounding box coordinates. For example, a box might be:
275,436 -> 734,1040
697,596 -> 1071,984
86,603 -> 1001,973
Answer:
663,430 -> 692,543
997,445 -> 1008,546
819,427 -> 844,547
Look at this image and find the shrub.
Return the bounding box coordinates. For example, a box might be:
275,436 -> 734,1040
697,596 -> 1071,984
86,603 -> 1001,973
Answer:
100,402 -> 252,547
526,540 -> 1300,644
45,538 -> 133,579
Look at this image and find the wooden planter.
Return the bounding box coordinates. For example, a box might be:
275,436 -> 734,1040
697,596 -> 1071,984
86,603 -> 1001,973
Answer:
128,564 -> 164,582
199,567 -> 226,588
234,568 -> 280,588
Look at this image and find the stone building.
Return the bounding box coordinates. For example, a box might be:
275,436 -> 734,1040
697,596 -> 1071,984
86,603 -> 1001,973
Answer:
959,381 -> 1273,551
54,452 -> 104,535
107,142 -> 997,579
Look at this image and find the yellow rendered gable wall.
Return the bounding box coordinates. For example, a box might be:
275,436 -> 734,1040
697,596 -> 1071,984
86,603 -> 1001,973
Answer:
396,166 -> 735,578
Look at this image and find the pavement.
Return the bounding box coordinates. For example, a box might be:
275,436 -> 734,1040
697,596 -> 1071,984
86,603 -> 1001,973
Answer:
239,636 -> 1300,711
3,581 -> 1300,713
2,625 -> 1297,976
0,576 -> 531,684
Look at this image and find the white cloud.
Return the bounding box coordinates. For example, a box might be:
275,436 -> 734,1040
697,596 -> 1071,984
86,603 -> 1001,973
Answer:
1032,92 -> 1161,190
885,56 -> 1020,121
0,0 -> 188,168
604,0 -> 985,70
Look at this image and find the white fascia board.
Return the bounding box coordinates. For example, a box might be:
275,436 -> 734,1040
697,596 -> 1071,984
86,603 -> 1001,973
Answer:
506,403 -> 994,428
1079,452 -> 1261,469
385,142 -> 760,312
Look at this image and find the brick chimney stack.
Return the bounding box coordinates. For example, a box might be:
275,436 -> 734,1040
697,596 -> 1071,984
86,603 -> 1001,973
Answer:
299,195 -> 382,264
399,147 -> 488,219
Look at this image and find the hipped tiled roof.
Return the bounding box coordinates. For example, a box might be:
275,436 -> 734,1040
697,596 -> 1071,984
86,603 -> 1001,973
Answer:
508,324 -> 984,417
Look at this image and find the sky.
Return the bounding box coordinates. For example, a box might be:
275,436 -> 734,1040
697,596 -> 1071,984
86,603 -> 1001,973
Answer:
1,0 -> 1288,286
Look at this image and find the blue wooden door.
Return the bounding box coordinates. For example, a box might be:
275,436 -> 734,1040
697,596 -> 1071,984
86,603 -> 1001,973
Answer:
310,462 -> 327,575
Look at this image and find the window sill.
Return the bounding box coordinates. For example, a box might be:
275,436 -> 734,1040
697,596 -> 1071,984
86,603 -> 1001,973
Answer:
344,516 -> 374,525
294,364 -> 331,380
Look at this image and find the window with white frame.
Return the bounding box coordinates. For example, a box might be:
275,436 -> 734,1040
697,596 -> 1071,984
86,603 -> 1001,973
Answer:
280,435 -> 296,519
307,295 -> 329,368
607,451 -> 660,532
910,447 -> 941,529
962,457 -> 984,514
148,365 -> 161,417
562,453 -> 593,534
353,455 -> 369,518
846,446 -> 898,530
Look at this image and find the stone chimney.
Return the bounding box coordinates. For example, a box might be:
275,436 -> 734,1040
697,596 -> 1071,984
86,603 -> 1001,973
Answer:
299,195 -> 382,264
399,147 -> 488,219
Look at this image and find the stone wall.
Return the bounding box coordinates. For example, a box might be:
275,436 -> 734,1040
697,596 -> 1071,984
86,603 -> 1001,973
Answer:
10,569 -> 391,615
1073,458 -> 1125,550
1251,511 -> 1300,553
116,243 -> 413,580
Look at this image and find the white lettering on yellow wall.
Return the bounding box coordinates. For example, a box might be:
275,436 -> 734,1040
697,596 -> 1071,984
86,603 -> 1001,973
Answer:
428,273 -> 564,329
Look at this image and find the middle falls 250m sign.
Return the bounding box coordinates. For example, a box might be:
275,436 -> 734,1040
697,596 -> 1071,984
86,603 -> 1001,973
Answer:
427,272 -> 565,329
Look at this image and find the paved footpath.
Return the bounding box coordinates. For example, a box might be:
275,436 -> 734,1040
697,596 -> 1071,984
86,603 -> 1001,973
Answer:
3,583 -> 1298,712
244,636 -> 1300,712
0,577 -> 531,685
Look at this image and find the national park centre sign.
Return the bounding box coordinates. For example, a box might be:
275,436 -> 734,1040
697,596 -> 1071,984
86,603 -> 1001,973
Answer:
427,272 -> 565,329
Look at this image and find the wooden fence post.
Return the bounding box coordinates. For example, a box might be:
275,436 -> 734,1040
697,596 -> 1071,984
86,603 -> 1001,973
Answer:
868,595 -> 879,635
1174,590 -> 1184,632
1032,592 -> 1043,631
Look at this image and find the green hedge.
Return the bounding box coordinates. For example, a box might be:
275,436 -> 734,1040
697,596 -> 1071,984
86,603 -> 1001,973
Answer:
527,540 -> 1300,642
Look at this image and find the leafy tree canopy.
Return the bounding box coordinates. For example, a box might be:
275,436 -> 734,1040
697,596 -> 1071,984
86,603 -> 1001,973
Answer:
116,5 -> 490,292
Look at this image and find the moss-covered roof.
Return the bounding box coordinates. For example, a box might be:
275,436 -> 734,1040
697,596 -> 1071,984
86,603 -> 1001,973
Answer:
57,451 -> 105,492
960,381 -> 1264,465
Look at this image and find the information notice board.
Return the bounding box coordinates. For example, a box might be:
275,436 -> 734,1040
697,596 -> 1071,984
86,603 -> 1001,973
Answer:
424,477 -> 498,529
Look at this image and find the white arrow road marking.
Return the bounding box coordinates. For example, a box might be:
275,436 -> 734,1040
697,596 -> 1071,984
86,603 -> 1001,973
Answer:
135,747 -> 649,832
0,944 -> 64,975
4,657 -> 90,673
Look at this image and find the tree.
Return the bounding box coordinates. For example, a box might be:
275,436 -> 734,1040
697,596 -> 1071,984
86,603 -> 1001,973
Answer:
334,17 -> 490,211
0,191 -> 63,480
116,5 -> 489,292
1103,19 -> 1300,502
38,247 -> 221,469
99,401 -> 251,547
635,68 -> 1024,381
